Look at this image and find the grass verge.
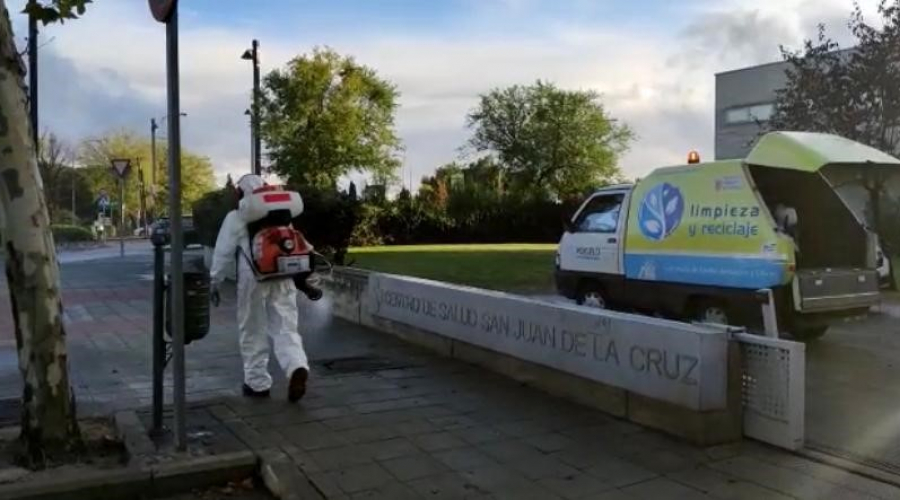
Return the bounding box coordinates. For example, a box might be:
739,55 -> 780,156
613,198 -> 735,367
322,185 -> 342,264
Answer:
347,244 -> 556,293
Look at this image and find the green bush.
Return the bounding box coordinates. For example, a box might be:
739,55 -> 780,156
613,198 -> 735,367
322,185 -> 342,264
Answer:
290,186 -> 360,265
51,224 -> 94,243
192,188 -> 237,247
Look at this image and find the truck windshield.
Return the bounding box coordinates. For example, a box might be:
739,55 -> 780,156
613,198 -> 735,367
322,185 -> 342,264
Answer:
575,194 -> 624,233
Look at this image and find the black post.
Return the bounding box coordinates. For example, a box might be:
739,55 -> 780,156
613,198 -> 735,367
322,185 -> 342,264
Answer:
166,4 -> 187,451
151,243 -> 165,434
151,118 -> 158,187
28,5 -> 38,150
252,40 -> 261,176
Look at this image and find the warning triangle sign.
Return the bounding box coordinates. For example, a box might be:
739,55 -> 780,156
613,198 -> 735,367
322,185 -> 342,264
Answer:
111,159 -> 131,178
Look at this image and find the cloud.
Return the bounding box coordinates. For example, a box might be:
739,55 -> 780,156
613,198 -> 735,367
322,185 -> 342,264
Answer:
10,0 -> 889,191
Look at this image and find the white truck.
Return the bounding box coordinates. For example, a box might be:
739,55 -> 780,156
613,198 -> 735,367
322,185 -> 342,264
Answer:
555,132 -> 898,340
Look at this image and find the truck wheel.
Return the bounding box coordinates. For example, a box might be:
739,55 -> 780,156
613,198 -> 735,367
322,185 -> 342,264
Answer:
693,300 -> 731,326
576,284 -> 607,309
789,326 -> 828,342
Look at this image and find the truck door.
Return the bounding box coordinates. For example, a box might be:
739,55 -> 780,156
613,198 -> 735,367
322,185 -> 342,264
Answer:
559,192 -> 625,276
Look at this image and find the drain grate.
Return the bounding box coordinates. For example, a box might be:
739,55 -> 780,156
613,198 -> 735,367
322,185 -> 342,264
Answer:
0,398 -> 19,426
315,356 -> 415,374
806,441 -> 900,477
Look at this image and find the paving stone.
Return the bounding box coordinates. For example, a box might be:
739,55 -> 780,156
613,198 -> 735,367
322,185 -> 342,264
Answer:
281,421 -> 349,451
479,439 -> 546,463
407,471 -> 490,499
583,454 -> 659,488
626,448 -> 705,474
380,453 -> 448,481
521,432 -> 576,454
620,477 -> 711,499
667,466 -> 794,500
329,463 -> 397,494
537,474 -> 617,500
363,437 -> 419,461
707,456 -> 870,500
451,425 -> 507,445
343,424 -> 403,444
508,454 -> 582,480
411,431 -> 466,452
428,414 -> 478,430
305,469 -> 346,498
433,446 -> 498,472
393,418 -> 440,436
350,481 -> 421,500
310,445 -> 376,470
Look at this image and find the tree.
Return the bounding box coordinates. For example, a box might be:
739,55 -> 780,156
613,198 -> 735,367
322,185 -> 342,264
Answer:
466,80 -> 633,200
37,132 -> 74,220
78,131 -> 215,225
0,0 -> 91,466
259,47 -> 402,189
769,1 -> 900,236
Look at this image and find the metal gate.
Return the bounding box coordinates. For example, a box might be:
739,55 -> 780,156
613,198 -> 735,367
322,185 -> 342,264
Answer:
735,332 -> 805,450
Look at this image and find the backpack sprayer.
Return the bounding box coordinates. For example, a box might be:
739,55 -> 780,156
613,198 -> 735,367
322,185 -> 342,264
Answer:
238,184 -> 332,300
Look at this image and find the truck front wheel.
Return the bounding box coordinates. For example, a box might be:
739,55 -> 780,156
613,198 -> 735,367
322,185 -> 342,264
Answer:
789,326 -> 828,341
576,284 -> 607,309
692,299 -> 732,326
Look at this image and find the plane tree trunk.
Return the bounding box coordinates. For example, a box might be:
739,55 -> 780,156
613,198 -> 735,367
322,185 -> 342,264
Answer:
0,1 -> 80,467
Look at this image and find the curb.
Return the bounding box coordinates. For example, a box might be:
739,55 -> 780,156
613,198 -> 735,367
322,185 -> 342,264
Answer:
151,451 -> 258,498
0,450 -> 258,500
258,450 -> 325,500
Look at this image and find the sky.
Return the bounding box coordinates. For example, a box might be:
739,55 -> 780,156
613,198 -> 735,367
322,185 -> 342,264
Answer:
7,0 -> 884,189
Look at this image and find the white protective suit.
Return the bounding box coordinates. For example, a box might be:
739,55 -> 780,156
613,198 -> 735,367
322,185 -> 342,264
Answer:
209,175 -> 309,393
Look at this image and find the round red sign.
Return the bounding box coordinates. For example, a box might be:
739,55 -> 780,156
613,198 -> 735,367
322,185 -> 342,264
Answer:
148,0 -> 176,23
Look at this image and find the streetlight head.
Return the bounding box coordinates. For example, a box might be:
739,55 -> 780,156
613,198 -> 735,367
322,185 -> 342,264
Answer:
244,109 -> 251,116
241,49 -> 253,61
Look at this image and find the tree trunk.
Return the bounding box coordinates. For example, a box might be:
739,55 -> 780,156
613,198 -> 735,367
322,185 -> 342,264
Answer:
0,2 -> 80,466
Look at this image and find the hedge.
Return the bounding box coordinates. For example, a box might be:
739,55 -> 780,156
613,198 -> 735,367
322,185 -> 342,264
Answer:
51,224 -> 94,243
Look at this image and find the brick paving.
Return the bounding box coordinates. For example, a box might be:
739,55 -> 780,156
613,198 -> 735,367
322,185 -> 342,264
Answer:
0,252 -> 899,499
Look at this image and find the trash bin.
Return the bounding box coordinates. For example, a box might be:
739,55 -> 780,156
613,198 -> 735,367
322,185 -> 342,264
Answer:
165,256 -> 211,345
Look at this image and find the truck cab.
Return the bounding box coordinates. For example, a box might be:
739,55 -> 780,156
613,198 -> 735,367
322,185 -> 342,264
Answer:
556,132 -> 895,340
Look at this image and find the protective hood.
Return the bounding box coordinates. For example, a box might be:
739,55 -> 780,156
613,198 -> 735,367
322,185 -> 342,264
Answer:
237,174 -> 265,195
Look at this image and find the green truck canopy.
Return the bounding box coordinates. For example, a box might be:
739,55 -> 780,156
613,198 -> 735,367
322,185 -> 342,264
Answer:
746,131 -> 900,172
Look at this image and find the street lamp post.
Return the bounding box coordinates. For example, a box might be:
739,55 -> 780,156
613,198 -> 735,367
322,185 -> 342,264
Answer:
242,40 -> 261,176
151,112 -> 187,212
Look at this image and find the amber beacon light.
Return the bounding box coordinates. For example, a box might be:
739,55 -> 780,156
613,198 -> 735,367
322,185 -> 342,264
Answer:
687,150 -> 701,164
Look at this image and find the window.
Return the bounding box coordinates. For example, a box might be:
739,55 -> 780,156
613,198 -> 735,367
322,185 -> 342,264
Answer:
575,194 -> 624,233
724,103 -> 775,124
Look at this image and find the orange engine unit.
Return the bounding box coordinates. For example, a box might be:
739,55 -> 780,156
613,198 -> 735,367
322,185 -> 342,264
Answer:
251,226 -> 312,277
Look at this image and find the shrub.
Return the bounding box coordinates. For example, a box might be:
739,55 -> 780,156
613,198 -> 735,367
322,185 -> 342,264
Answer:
192,188 -> 237,247
290,186 -> 360,265
51,224 -> 94,243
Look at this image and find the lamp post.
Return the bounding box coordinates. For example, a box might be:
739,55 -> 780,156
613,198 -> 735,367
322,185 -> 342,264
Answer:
241,40 -> 261,176
151,112 -> 187,212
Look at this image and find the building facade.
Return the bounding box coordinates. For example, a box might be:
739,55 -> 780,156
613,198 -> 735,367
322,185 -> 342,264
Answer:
714,52 -> 899,229
714,60 -> 789,160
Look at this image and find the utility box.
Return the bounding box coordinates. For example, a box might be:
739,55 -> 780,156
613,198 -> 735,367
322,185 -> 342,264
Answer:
166,256 -> 211,344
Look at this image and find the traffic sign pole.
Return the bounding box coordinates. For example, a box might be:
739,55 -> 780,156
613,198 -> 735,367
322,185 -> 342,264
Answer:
110,159 -> 132,258
119,178 -> 125,257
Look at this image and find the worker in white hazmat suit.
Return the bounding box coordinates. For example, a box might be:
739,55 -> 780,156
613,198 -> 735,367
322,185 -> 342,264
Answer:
209,174 -> 309,402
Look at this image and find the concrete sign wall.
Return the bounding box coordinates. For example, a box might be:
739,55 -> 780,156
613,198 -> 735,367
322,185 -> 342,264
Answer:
367,274 -> 729,411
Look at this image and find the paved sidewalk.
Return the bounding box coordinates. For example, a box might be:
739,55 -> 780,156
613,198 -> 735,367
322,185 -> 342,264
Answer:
0,255 -> 899,498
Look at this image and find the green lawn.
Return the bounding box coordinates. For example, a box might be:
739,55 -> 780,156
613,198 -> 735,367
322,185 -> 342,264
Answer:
347,244 -> 557,292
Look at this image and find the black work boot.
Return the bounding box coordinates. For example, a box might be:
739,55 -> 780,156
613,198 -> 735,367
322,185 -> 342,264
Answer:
242,384 -> 270,398
288,368 -> 309,403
